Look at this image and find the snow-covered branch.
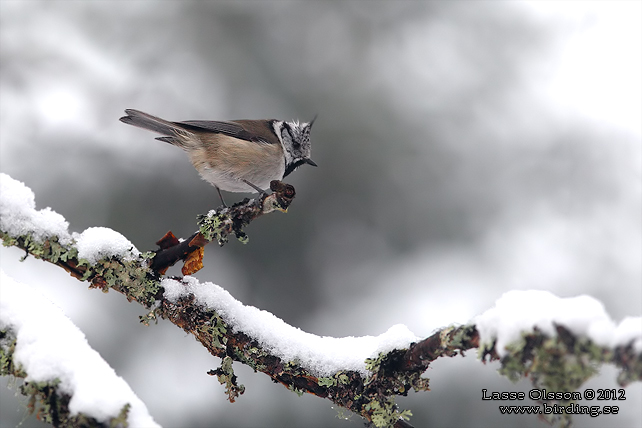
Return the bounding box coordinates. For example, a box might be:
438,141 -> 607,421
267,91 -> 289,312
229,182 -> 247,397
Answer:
0,270 -> 159,428
1,172 -> 641,428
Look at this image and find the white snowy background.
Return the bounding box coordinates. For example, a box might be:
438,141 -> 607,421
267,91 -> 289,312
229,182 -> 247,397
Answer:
1,1 -> 640,427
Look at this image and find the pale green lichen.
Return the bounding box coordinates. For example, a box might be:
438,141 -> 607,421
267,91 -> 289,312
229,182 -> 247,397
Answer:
235,231 -> 249,244
212,356 -> 245,402
288,383 -> 305,397
83,256 -> 160,306
317,371 -> 351,388
0,330 -> 25,378
139,307 -> 160,326
2,230 -> 160,308
17,377 -> 128,427
196,206 -> 256,246
497,332 -> 600,389
197,211 -> 231,246
110,403 -> 131,428
363,351 -> 416,427
231,343 -> 268,373
334,406 -> 354,421
488,330 -> 620,428
364,399 -> 412,428
338,373 -> 350,385
447,324 -> 477,350
318,376 -> 337,387
200,313 -> 228,349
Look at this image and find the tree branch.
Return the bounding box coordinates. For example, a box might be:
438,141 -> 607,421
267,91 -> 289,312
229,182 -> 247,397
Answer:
150,180 -> 296,275
1,173 -> 640,428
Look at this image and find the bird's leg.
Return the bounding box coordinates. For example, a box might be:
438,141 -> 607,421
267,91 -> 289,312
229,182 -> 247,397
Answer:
215,186 -> 227,208
242,179 -> 268,199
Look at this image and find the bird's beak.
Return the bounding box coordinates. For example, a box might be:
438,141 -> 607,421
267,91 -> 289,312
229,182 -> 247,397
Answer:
306,158 -> 318,167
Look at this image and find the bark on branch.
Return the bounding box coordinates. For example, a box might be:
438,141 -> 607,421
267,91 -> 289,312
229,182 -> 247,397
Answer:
1,174 -> 640,428
150,180 -> 296,275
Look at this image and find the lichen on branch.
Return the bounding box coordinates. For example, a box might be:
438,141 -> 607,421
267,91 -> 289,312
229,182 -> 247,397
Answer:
1,173 -> 641,428
149,180 -> 296,275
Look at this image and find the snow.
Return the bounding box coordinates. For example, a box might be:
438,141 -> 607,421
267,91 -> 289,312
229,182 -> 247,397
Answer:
0,269 -> 160,428
476,290 -> 642,356
613,317 -> 642,353
0,173 -> 72,244
74,227 -> 140,263
162,276 -> 419,376
3,172 -> 639,388
0,174 -> 140,263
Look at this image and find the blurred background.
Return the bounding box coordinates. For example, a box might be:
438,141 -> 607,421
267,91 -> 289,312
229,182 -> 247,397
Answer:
1,1 -> 640,427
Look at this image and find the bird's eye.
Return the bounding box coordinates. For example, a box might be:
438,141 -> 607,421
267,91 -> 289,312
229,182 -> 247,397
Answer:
292,140 -> 301,149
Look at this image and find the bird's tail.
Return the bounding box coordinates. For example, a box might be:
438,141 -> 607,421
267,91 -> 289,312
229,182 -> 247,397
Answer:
120,109 -> 178,134
120,109 -> 194,147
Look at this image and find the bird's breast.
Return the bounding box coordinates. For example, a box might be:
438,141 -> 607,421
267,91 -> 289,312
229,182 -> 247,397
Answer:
189,135 -> 285,192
